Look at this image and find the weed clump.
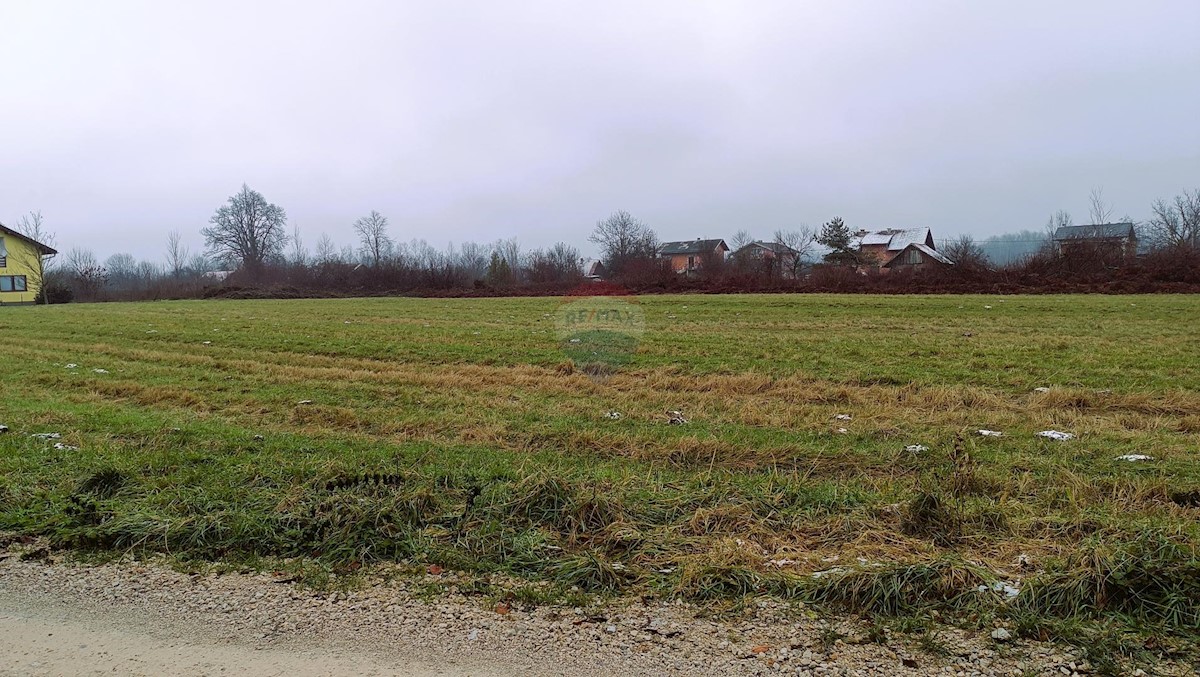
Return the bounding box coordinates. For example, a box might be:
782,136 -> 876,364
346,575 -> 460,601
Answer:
76,468 -> 126,499
901,492 -> 962,547
803,559 -> 990,616
555,551 -> 631,592
508,476 -> 626,538
1017,532 -> 1200,630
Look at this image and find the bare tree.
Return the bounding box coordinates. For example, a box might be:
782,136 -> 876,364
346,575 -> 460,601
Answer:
730,229 -> 753,252
166,230 -> 190,278
525,242 -> 582,284
289,224 -> 307,266
353,210 -> 393,267
492,238 -> 523,283
773,226 -> 817,278
588,210 -> 658,276
201,184 -> 288,276
12,210 -> 57,303
314,234 -> 338,264
105,253 -> 138,288
64,247 -> 107,301
941,235 -> 990,269
456,241 -> 489,282
1043,210 -> 1073,253
1045,210 -> 1073,234
187,253 -> 214,275
1088,187 -> 1114,224
1146,189 -> 1200,250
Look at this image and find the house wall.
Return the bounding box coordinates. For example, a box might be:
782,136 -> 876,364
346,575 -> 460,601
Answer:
665,254 -> 697,272
858,243 -> 893,266
665,251 -> 723,272
1058,236 -> 1137,261
885,248 -> 948,273
0,235 -> 45,304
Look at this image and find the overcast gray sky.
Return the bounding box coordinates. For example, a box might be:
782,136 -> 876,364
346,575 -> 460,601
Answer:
2,0 -> 1197,262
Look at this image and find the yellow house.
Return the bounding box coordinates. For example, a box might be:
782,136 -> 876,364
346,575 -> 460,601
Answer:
0,224 -> 58,304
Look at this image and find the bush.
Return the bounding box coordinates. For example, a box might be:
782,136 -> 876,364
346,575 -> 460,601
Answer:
40,282 -> 74,304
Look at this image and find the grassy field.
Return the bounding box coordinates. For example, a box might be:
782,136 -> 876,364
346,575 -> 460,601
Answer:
1,294 -> 1198,664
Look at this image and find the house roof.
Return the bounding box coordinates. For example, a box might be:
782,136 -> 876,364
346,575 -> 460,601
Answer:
0,224 -> 58,256
658,239 -> 728,256
856,227 -> 932,251
1054,222 -> 1136,241
736,241 -> 797,255
580,259 -> 605,277
883,242 -> 955,267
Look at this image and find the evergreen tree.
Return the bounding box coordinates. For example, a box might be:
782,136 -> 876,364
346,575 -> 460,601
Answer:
818,217 -> 858,265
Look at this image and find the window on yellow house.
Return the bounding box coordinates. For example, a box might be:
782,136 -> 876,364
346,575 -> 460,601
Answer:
0,276 -> 27,292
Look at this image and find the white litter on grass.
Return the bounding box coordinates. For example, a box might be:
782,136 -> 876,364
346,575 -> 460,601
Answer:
472,331 -> 480,335
31,433 -> 61,440
52,442 -> 79,451
984,305 -> 992,309
811,567 -> 846,579
297,400 -> 314,405
666,410 -> 688,425
657,567 -> 675,574
1033,387 -> 1050,393
977,581 -> 1021,598
92,368 -> 109,374
65,364 -> 78,369
202,341 -> 212,345
977,429 -> 1004,437
146,330 -> 158,334
905,444 -> 930,453
0,425 -> 9,433
1036,430 -> 1075,441
767,558 -> 797,568
605,411 -> 623,420
1116,454 -> 1154,462
834,414 -> 852,421
835,427 -> 849,434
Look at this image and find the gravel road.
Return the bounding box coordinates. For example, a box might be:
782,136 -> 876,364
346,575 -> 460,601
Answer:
0,544 -> 1186,676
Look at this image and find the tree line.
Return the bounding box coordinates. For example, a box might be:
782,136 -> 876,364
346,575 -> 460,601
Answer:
11,182 -> 1200,303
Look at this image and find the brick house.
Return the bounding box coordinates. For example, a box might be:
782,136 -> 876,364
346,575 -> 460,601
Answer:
732,241 -> 803,278
854,228 -> 937,268
1053,222 -> 1137,261
658,239 -> 729,274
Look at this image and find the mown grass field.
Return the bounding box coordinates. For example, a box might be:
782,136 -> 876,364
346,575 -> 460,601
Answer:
1,294 -> 1198,665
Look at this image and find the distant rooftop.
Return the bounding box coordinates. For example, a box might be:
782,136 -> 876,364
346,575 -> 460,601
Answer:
659,239 -> 728,256
1053,222 -> 1136,241
855,227 -> 933,251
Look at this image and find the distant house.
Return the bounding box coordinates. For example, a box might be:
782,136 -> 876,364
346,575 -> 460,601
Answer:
854,228 -> 938,268
732,241 -> 803,278
580,259 -> 607,281
882,242 -> 954,272
0,224 -> 58,304
658,239 -> 729,274
1053,222 -> 1137,260
202,270 -> 235,283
